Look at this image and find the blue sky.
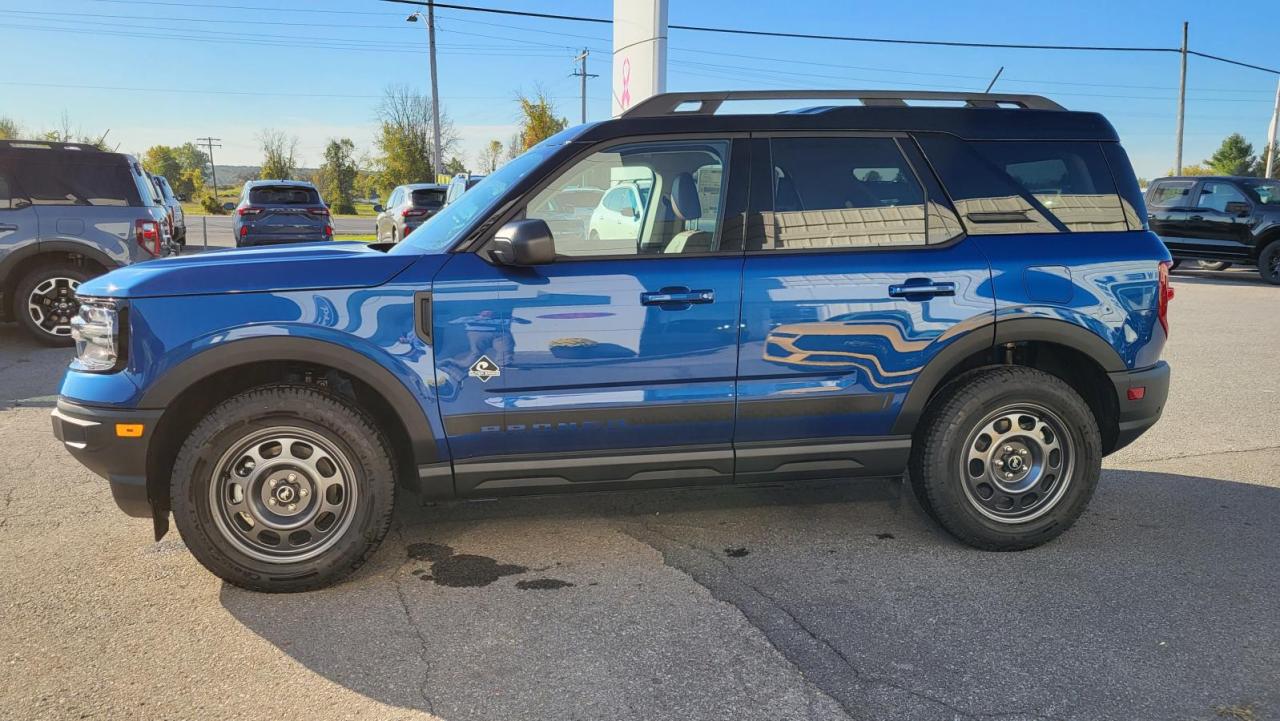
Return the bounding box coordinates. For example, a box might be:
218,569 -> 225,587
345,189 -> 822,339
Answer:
1,0 -> 1276,179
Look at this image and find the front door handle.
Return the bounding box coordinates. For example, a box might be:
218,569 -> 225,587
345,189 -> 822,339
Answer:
888,281 -> 956,299
1188,214 -> 1203,221
641,287 -> 715,307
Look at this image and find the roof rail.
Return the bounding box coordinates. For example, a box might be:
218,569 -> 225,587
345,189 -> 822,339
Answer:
0,139 -> 103,151
621,90 -> 1065,118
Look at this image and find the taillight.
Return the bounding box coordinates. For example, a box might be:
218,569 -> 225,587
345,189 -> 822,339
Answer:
324,224 -> 333,237
309,207 -> 330,217
1158,260 -> 1174,335
135,219 -> 161,256
238,206 -> 264,217
402,207 -> 429,218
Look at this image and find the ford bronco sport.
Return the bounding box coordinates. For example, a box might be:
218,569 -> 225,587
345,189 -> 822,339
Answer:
51,91 -> 1172,592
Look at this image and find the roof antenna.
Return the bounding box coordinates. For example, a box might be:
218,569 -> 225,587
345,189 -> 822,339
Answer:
984,67 -> 1005,94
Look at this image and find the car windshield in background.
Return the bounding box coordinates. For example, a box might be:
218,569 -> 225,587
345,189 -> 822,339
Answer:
411,189 -> 445,208
391,142 -> 559,254
1238,179 -> 1280,205
249,186 -> 320,205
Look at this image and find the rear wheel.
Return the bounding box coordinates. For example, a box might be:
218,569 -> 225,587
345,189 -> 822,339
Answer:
171,385 -> 397,592
1259,243 -> 1280,285
14,262 -> 91,346
909,366 -> 1101,550
1196,260 -> 1231,271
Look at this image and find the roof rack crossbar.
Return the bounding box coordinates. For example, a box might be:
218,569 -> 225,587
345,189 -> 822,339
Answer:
0,139 -> 102,151
621,90 -> 1064,117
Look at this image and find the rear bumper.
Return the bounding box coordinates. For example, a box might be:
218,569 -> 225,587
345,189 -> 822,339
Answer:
1108,361 -> 1170,453
50,399 -> 161,518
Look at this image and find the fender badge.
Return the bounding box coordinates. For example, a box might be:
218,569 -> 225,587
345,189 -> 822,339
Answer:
468,355 -> 501,382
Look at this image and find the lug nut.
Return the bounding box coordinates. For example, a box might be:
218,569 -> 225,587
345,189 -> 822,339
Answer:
1019,448 -> 1028,456
288,503 -> 297,511
299,489 -> 308,497
288,473 -> 297,482
994,459 -> 1004,467
1005,472 -> 1014,479
269,479 -> 277,488
267,498 -> 276,505
1003,445 -> 1012,453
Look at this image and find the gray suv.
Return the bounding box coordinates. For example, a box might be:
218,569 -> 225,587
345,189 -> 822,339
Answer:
228,180 -> 333,247
0,139 -> 171,345
373,182 -> 445,242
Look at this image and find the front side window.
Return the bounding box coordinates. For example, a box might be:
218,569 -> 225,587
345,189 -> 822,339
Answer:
756,136 -> 940,251
1237,179 -> 1280,205
523,139 -> 730,257
1196,181 -> 1249,213
1148,180 -> 1194,207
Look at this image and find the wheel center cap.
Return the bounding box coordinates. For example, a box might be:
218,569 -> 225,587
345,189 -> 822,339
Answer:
1006,455 -> 1024,471
275,485 -> 297,503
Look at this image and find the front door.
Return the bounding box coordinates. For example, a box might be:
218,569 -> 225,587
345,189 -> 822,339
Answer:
1187,180 -> 1254,259
432,136 -> 748,494
735,134 -> 993,482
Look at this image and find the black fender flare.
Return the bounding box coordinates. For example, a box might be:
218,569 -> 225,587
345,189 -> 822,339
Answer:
139,336 -> 441,465
0,240 -> 118,289
890,316 -> 1125,435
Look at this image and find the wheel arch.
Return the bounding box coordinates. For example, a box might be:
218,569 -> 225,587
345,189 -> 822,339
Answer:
0,242 -> 114,320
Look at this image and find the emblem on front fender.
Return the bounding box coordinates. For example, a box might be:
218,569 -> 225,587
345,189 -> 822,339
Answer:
468,355 -> 501,382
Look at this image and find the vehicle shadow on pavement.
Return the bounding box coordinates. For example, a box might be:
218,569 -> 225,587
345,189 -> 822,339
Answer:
1170,269 -> 1271,287
0,325 -> 73,408
220,470 -> 1279,721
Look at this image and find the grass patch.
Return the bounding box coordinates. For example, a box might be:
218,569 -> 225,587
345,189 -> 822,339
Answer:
335,233 -> 376,242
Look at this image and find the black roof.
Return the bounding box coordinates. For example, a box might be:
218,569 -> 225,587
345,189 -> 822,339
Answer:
571,91 -> 1118,143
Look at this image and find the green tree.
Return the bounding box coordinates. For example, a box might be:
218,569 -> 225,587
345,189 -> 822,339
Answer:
315,138 -> 359,214
514,88 -> 567,153
143,143 -> 208,197
442,156 -> 467,175
258,128 -> 298,180
143,145 -> 182,181
0,117 -> 20,140
1206,133 -> 1257,176
1167,164 -> 1214,176
373,85 -> 458,192
480,139 -> 503,172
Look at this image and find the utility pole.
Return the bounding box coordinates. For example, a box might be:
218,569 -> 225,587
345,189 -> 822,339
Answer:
196,137 -> 222,199
571,48 -> 599,124
1174,21 -> 1188,175
1266,76 -> 1280,178
407,4 -> 443,182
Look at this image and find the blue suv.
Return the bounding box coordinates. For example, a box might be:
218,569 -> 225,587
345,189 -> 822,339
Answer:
51,91 -> 1172,592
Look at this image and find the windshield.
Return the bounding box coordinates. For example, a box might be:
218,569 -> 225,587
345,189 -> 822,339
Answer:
1238,179 -> 1280,205
392,143 -> 561,254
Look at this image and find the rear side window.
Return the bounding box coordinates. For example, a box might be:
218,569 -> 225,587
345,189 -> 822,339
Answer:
249,185 -> 321,205
17,161 -> 138,207
755,136 -> 957,251
1147,180 -> 1194,207
918,135 -> 1128,234
0,165 -> 28,210
410,188 -> 445,207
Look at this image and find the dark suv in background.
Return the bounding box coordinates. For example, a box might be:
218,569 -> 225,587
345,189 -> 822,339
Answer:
0,139 -> 171,345
229,180 -> 333,248
373,183 -> 445,242
1147,175 -> 1280,283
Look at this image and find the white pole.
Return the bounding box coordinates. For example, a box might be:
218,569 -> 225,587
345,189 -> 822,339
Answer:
427,0 -> 443,182
1266,76 -> 1280,178
1174,22 -> 1188,175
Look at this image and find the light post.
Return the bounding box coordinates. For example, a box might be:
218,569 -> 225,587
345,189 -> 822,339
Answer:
407,4 -> 443,181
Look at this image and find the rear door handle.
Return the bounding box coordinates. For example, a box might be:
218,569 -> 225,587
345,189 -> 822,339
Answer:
888,281 -> 956,299
641,287 -> 715,307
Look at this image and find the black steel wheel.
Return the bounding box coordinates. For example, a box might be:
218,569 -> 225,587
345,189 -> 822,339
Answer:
171,385 -> 396,592
15,263 -> 90,346
1260,243 -> 1280,285
909,366 -> 1101,550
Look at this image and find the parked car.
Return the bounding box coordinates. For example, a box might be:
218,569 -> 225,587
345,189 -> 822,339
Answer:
373,183 -> 446,242
444,172 -> 485,205
587,183 -> 651,253
0,139 -> 171,345
1146,175 -> 1280,282
227,180 -> 333,248
149,174 -> 186,246
52,90 -> 1172,592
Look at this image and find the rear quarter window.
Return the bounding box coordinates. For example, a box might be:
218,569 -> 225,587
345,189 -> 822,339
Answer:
917,135 -> 1129,234
249,185 -> 321,205
16,160 -> 140,207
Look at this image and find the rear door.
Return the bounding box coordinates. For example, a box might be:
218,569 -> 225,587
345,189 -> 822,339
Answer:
735,134 -> 991,483
432,136 -> 748,494
1145,179 -> 1196,255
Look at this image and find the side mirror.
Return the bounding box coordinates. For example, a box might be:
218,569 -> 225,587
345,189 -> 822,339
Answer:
1225,200 -> 1250,216
373,204 -> 384,213
222,202 -> 235,211
491,219 -> 555,266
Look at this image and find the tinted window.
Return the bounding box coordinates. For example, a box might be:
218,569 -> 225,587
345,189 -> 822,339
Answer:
410,188 -> 445,207
1146,180 -> 1192,207
1237,178 -> 1280,205
0,166 -> 25,210
1196,181 -> 1249,212
18,161 -> 137,206
919,135 -> 1127,234
249,185 -> 320,205
757,136 -> 940,250
524,139 -> 730,257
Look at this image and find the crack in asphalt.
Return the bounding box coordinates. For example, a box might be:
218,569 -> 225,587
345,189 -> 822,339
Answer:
622,520 -> 1065,721
389,526 -> 438,718
1119,443 -> 1280,465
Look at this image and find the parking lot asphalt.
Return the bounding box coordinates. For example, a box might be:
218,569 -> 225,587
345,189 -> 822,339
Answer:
0,267 -> 1276,721
183,214 -> 372,249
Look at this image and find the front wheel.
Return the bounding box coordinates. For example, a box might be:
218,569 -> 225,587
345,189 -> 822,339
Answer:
1259,243 -> 1280,285
909,366 -> 1101,550
171,385 -> 397,592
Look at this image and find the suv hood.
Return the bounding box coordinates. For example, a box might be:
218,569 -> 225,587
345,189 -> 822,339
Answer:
79,242 -> 416,299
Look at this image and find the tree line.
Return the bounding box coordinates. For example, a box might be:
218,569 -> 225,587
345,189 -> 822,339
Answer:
1167,133 -> 1280,179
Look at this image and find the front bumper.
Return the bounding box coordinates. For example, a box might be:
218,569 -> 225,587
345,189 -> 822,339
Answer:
50,399 -> 161,518
1108,361 -> 1170,453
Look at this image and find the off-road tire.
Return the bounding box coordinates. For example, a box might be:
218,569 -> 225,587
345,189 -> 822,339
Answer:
14,262 -> 92,347
908,366 -> 1102,551
171,385 -> 397,592
1259,242 -> 1280,285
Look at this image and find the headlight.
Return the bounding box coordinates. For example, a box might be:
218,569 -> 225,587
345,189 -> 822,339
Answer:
70,300 -> 121,372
